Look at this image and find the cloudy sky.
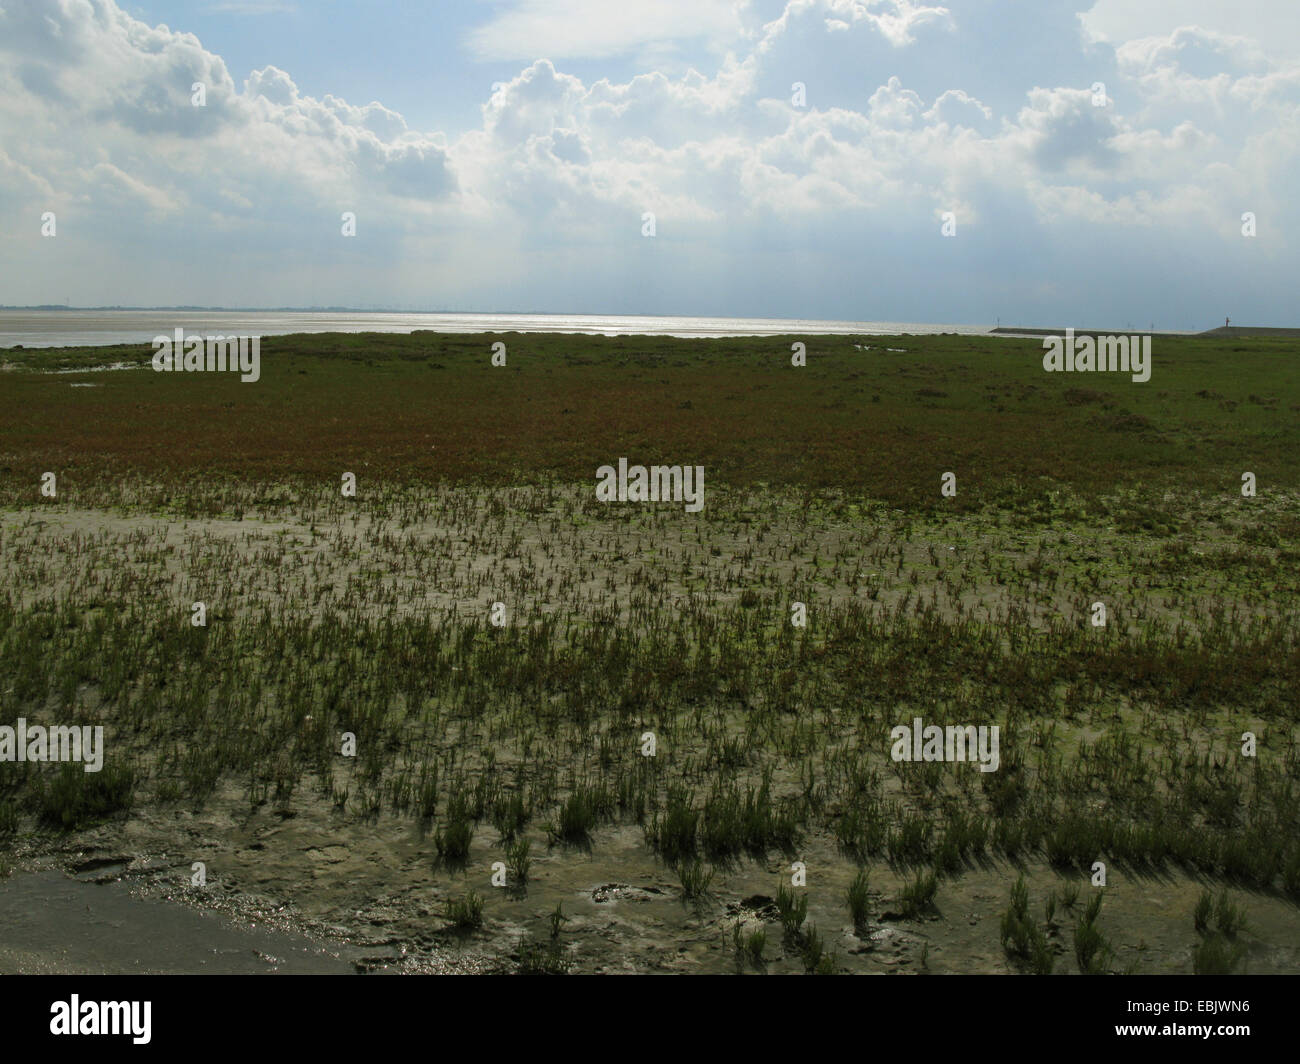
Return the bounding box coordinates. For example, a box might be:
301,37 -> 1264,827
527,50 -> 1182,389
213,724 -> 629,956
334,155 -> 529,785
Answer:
1,0 -> 1296,327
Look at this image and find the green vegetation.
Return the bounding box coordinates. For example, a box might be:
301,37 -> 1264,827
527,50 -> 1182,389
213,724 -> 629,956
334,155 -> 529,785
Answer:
1,330 -> 1297,506
444,889 -> 484,930
899,869 -> 939,919
776,881 -> 809,936
846,868 -> 871,929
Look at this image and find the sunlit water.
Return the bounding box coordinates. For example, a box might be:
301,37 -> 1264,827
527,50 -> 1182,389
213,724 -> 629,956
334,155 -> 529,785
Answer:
0,310 -> 1005,348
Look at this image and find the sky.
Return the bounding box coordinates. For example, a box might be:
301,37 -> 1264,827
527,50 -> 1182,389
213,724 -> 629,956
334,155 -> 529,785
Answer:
1,0 -> 1296,327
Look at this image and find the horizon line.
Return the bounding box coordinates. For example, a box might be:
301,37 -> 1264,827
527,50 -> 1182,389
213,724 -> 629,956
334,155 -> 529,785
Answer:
3,306 -> 1279,333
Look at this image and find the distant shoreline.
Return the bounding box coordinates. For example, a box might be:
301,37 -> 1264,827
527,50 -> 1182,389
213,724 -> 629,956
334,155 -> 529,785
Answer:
2,307 -> 1296,349
991,327 -> 1192,339
992,325 -> 1300,339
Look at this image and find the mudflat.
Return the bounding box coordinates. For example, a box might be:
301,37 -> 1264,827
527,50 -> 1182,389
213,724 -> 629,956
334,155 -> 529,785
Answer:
1,330 -> 1297,974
